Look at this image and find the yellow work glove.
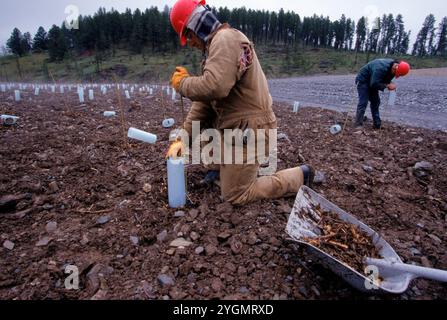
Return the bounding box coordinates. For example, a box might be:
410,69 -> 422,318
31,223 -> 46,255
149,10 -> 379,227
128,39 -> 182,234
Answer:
170,66 -> 190,92
166,140 -> 185,160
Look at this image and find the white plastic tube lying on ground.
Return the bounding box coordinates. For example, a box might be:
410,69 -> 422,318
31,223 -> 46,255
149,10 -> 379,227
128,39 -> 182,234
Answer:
1,115 -> 20,126
128,128 -> 157,144
104,111 -> 116,117
162,118 -> 175,128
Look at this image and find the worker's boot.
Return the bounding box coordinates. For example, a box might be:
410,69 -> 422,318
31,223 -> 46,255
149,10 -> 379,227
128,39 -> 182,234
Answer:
300,165 -> 315,189
199,170 -> 220,187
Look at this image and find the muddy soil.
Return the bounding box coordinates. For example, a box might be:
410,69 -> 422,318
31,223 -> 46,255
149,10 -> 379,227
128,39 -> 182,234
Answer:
0,87 -> 446,300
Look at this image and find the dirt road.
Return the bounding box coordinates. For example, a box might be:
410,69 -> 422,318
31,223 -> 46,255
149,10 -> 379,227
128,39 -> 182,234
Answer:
269,68 -> 447,131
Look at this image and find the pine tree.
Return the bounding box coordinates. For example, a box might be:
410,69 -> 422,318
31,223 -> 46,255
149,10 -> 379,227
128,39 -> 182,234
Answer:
355,17 -> 367,52
413,14 -> 436,56
7,28 -> 26,56
436,17 -> 447,56
22,32 -> 32,54
33,27 -> 48,52
47,25 -> 68,61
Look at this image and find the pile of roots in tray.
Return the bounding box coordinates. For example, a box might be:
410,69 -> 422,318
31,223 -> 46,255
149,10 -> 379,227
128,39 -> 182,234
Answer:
304,206 -> 382,275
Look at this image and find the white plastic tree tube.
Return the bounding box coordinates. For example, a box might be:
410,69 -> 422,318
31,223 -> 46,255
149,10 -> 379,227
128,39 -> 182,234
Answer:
167,157 -> 186,208
163,118 -> 175,128
89,89 -> 94,101
128,128 -> 157,144
14,90 -> 21,102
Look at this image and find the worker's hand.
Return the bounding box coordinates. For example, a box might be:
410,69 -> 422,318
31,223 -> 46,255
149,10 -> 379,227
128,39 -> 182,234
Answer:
166,140 -> 184,160
387,83 -> 397,91
170,67 -> 190,92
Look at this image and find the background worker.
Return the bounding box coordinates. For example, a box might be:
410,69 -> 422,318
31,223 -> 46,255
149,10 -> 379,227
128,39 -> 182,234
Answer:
355,59 -> 410,129
166,0 -> 314,205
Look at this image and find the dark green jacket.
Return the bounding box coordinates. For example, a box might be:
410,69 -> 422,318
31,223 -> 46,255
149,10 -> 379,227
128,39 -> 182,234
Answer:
356,59 -> 396,91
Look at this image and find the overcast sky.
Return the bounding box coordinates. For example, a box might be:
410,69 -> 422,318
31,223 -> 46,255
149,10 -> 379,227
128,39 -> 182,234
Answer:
1,0 -> 446,50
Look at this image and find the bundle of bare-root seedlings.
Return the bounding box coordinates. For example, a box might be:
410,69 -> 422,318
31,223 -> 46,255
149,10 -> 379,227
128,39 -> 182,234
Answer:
303,206 -> 382,275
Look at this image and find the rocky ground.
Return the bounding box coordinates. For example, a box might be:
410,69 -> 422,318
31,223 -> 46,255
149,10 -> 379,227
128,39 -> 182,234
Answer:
0,87 -> 446,300
269,68 -> 447,131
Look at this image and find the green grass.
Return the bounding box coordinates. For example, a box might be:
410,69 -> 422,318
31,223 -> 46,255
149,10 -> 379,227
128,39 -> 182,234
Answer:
1,45 -> 446,83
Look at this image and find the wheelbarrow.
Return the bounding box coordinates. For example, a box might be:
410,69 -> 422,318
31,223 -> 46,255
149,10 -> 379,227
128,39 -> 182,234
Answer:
286,186 -> 447,294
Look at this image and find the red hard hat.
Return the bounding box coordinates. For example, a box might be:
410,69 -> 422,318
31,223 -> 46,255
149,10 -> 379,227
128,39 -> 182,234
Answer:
170,0 -> 206,46
396,61 -> 410,78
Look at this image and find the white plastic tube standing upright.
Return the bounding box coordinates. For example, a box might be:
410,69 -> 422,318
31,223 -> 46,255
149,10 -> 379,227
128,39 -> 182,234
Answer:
14,90 -> 21,102
127,128 -> 157,144
51,86 -> 56,93
149,88 -> 153,95
167,157 -> 187,208
125,90 -> 131,99
388,90 -> 397,106
78,88 -> 85,103
171,89 -> 176,101
293,101 -> 300,113
35,87 -> 40,96
1,84 -> 6,92
89,89 -> 94,101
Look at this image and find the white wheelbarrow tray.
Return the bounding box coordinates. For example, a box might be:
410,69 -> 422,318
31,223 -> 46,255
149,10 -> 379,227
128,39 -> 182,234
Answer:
286,186 -> 412,294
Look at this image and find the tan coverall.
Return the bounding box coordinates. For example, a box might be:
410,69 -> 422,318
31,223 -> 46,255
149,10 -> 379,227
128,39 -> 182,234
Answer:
179,25 -> 304,205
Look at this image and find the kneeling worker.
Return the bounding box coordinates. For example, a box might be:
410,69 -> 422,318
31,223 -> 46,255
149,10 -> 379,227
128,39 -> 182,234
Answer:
166,0 -> 314,205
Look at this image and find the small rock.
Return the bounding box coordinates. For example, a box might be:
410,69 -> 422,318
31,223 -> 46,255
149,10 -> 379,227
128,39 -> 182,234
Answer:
414,161 -> 434,172
216,202 -> 233,214
189,209 -> 199,220
90,289 -> 108,300
211,278 -> 224,292
428,234 -> 442,244
166,249 -> 176,256
230,240 -> 243,255
205,244 -> 217,256
414,161 -> 434,178
420,257 -> 432,268
313,171 -> 326,185
195,246 -> 204,255
217,232 -> 232,243
96,216 -> 111,225
298,286 -> 309,298
130,236 -> 139,246
48,181 -> 59,193
413,137 -> 424,143
45,221 -> 58,233
0,194 -> 31,213
174,211 -> 185,218
362,165 -> 374,173
81,234 -> 89,245
42,204 -> 53,211
410,247 -> 421,256
239,287 -> 250,294
311,285 -> 321,297
417,223 -> 425,229
277,133 -> 291,142
230,213 -> 243,226
247,232 -> 258,245
36,236 -> 52,247
3,240 -> 15,250
190,232 -> 200,241
143,183 -> 152,193
157,274 -> 175,287
170,238 -> 193,248
157,230 -> 168,243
